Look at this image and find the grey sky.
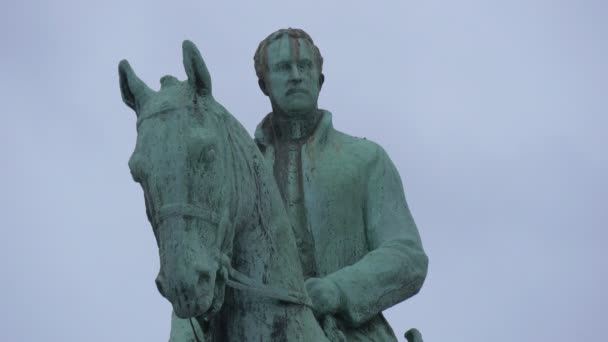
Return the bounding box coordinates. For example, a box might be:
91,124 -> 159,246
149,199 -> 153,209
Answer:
1,0 -> 606,341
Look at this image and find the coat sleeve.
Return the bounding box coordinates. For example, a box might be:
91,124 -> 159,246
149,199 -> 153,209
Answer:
325,144 -> 428,326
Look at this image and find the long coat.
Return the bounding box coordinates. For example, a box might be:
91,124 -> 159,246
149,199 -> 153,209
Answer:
254,111 -> 429,341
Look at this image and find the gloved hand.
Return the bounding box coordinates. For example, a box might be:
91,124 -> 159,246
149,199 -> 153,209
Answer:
304,277 -> 344,317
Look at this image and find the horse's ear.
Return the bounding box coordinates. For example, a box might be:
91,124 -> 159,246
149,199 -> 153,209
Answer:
182,40 -> 212,96
119,60 -> 154,113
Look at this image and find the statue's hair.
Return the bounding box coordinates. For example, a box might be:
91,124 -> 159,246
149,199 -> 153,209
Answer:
253,28 -> 324,81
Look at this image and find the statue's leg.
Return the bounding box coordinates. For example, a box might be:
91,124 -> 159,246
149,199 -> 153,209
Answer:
404,328 -> 423,342
169,310 -> 204,342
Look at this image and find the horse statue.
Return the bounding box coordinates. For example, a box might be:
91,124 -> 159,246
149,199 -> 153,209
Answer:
119,40 -> 331,341
119,40 -> 423,342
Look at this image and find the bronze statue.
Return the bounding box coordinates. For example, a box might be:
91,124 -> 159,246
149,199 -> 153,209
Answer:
119,29 -> 427,341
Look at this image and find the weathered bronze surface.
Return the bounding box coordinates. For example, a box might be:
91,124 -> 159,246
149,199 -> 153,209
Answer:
120,30 -> 427,341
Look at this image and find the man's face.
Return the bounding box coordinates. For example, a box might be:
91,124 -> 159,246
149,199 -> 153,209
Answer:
263,35 -> 323,117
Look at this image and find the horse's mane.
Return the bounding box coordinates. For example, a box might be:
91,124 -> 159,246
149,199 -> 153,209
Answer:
209,102 -> 274,244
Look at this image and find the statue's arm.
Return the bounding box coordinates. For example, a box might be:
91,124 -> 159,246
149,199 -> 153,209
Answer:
325,145 -> 428,326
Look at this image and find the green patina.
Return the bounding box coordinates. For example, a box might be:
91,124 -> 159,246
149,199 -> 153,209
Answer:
120,29 -> 427,342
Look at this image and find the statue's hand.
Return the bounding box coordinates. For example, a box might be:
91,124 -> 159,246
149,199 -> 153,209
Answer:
304,277 -> 344,317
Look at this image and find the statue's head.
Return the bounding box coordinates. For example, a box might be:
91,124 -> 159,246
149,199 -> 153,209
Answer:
254,28 -> 325,117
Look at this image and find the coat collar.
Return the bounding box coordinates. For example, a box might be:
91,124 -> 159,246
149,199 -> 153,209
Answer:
254,109 -> 333,148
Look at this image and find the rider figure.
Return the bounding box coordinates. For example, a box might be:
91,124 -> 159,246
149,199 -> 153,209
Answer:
253,28 -> 428,341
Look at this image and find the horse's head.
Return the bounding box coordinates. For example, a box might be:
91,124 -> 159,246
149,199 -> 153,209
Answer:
119,41 -> 235,319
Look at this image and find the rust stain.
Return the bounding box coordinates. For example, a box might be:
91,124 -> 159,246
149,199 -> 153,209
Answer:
289,35 -> 299,66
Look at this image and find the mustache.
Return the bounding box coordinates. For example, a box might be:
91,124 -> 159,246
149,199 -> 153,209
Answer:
286,88 -> 309,96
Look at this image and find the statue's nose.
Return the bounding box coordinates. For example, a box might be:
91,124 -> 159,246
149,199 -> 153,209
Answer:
289,64 -> 302,82
156,263 -> 213,298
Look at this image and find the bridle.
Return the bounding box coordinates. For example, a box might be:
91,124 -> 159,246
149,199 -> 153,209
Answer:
154,203 -> 220,227
154,203 -> 313,341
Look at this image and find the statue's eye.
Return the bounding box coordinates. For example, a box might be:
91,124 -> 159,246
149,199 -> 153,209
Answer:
273,62 -> 290,72
298,60 -> 312,71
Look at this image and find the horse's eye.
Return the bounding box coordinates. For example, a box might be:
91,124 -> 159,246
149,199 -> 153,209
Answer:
190,141 -> 216,165
204,148 -> 216,163
189,134 -> 217,165
199,146 -> 215,163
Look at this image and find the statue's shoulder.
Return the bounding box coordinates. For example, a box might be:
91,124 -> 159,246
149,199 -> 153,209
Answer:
328,127 -> 387,166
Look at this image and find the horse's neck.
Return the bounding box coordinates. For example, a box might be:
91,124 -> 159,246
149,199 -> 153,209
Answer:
216,114 -> 328,341
220,121 -> 306,292
232,174 -> 305,294
225,174 -> 328,342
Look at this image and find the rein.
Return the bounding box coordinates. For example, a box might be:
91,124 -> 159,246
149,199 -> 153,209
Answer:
155,203 -> 313,340
223,257 -> 313,308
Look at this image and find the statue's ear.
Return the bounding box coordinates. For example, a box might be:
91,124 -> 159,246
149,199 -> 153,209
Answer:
182,40 -> 212,96
118,60 -> 154,113
258,78 -> 269,96
319,73 -> 325,90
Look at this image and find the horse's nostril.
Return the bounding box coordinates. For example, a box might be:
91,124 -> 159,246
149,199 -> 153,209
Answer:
197,272 -> 211,287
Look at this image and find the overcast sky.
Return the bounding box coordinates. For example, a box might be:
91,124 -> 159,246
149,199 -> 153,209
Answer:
1,1 -> 606,341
